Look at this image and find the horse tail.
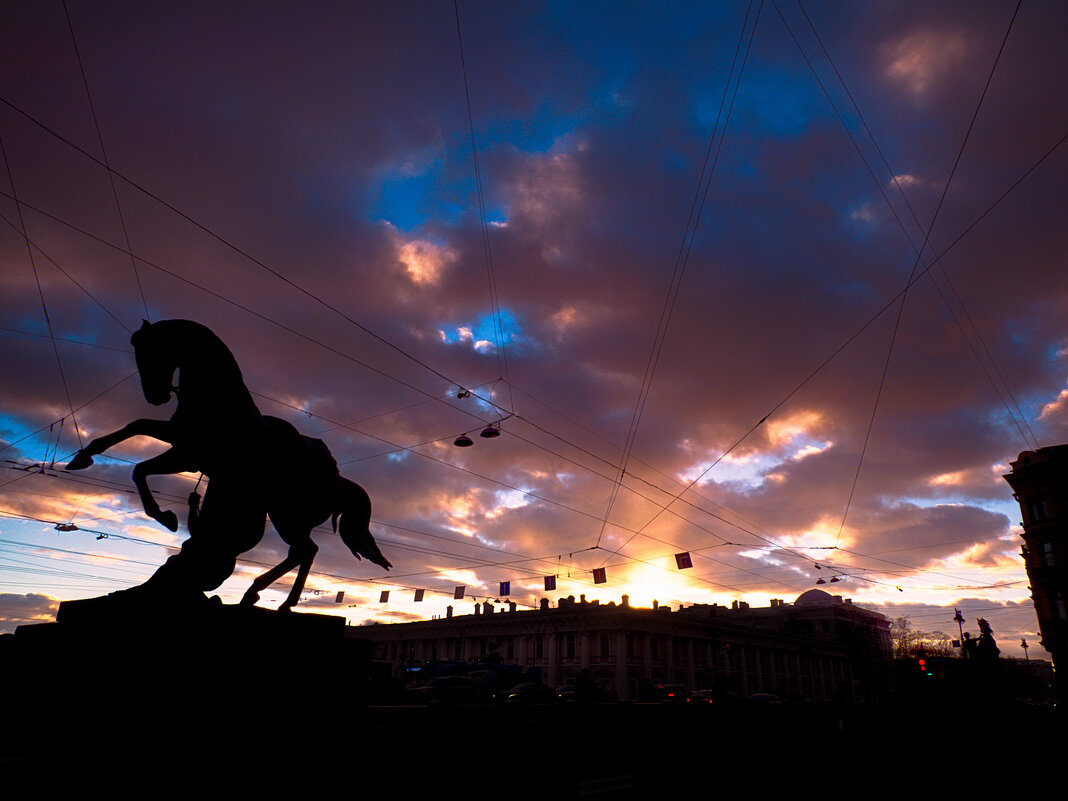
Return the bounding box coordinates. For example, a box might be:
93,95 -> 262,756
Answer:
334,477 -> 391,570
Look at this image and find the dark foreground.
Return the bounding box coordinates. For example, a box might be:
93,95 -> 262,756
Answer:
2,601 -> 1058,796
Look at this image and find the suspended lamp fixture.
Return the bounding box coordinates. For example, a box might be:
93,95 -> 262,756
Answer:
480,424 -> 501,438
454,434 -> 474,447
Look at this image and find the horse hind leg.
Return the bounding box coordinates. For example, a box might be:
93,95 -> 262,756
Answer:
240,553 -> 300,608
241,534 -> 318,612
279,537 -> 318,612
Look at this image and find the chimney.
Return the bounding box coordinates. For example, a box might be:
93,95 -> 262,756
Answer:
653,600 -> 658,610
539,598 -> 549,611
621,594 -> 630,607
509,601 -> 517,612
446,605 -> 453,618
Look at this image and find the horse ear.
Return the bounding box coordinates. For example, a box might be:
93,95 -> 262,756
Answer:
131,319 -> 151,347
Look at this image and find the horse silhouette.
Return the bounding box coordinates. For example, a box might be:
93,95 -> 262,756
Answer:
67,319 -> 390,610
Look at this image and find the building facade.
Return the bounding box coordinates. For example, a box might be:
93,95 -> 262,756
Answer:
352,590 -> 891,702
1004,445 -> 1068,693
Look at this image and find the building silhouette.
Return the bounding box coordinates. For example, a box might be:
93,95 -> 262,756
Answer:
353,589 -> 891,702
1004,445 -> 1068,698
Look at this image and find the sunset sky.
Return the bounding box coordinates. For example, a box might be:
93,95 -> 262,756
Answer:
1,1 -> 1065,659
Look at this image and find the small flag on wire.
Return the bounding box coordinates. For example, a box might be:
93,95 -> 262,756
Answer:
544,575 -> 556,591
379,590 -> 390,603
454,585 -> 466,599
592,567 -> 607,584
335,591 -> 345,604
675,552 -> 693,570
499,581 -> 510,596
414,589 -> 425,602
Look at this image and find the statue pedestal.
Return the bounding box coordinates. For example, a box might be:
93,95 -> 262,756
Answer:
1,595 -> 373,775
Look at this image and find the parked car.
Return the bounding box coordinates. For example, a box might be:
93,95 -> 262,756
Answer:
653,684 -> 691,703
406,675 -> 486,705
496,682 -> 560,704
746,692 -> 783,704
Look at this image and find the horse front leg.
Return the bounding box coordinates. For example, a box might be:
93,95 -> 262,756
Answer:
132,448 -> 196,531
66,418 -> 176,470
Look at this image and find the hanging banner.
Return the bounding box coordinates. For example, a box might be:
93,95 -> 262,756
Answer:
454,585 -> 466,599
675,552 -> 693,570
544,575 -> 556,591
592,567 -> 607,584
379,590 -> 389,603
335,591 -> 345,603
499,581 -> 510,596
414,589 -> 425,602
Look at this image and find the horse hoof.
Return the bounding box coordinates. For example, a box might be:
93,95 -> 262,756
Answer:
156,510 -> 179,531
66,452 -> 94,471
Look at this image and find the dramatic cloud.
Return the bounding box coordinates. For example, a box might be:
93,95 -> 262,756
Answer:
1,1 -> 1064,659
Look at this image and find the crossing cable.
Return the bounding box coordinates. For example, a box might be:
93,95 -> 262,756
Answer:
787,0 -> 1039,452
599,123 -> 1068,567
597,2 -> 1050,573
454,0 -> 515,415
772,0 -> 1039,454
0,10 -> 1050,598
2,182 -> 982,591
0,326 -> 1041,597
828,0 -> 1023,549
596,0 -> 762,552
0,228 -> 803,568
61,0 -> 150,322
1,459 -> 812,598
0,133 -> 84,454
0,211 -> 133,333
2,464 -> 1010,604
3,149 -> 1061,597
0,304 -> 945,589
0,93 -> 496,411
0,187 -> 503,434
2,136 -> 1062,600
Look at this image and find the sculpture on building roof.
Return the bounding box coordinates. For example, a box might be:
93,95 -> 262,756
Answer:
67,319 -> 390,611
974,617 -> 1000,663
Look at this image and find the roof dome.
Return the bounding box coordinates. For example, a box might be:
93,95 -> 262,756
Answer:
794,589 -> 836,607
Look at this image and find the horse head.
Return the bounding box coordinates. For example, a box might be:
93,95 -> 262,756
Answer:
131,320 -> 178,406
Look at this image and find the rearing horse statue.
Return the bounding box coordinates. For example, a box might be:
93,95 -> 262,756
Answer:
67,319 -> 391,610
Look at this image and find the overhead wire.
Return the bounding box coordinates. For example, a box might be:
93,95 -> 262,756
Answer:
789,0 -> 1039,452
453,0 -> 515,416
0,9 -> 1055,610
61,0 -> 149,323
2,93 -> 1061,587
597,0 -> 762,553
830,0 -> 1023,549
0,133 -> 84,453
